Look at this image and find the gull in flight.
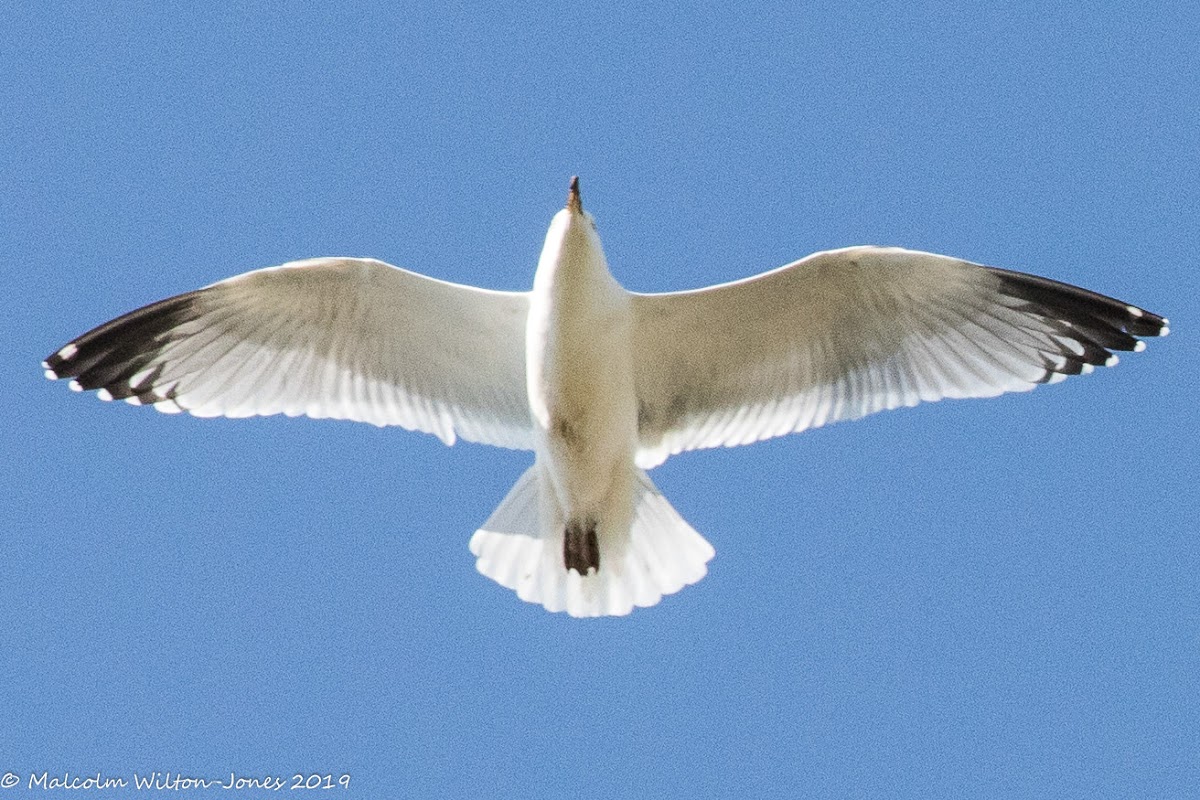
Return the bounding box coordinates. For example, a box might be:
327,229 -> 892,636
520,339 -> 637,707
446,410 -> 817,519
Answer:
44,178 -> 1169,617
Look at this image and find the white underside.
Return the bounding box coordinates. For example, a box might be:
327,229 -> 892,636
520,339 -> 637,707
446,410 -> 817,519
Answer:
44,191 -> 1166,618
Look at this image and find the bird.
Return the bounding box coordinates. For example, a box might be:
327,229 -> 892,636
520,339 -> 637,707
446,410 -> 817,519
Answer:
43,177 -> 1169,617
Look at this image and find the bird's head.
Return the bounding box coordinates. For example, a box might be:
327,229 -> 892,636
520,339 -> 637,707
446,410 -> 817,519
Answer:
534,177 -> 608,289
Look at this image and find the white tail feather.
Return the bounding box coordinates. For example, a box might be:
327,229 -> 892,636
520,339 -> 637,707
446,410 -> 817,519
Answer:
469,466 -> 714,617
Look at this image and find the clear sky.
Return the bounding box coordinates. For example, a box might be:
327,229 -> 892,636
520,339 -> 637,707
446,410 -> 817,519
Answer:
3,3 -> 1197,798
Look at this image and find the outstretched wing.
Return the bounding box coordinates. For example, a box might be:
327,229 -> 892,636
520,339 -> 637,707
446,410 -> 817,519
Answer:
44,257 -> 534,449
632,246 -> 1168,467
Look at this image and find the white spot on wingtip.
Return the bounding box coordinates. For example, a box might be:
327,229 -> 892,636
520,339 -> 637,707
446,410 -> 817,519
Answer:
1104,354 -> 1119,367
97,388 -> 114,401
1126,305 -> 1144,318
57,343 -> 79,360
125,396 -> 144,406
1134,341 -> 1146,353
43,368 -> 59,380
69,380 -> 83,392
1160,324 -> 1170,336
1081,363 -> 1095,375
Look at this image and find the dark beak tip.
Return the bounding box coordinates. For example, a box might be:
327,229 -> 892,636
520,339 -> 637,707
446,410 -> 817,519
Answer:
567,176 -> 582,213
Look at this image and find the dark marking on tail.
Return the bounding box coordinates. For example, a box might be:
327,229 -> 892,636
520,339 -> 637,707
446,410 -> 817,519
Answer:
564,518 -> 600,575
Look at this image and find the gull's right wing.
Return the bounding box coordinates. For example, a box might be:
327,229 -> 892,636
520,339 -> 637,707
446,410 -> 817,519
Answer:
631,246 -> 1168,468
44,257 -> 534,450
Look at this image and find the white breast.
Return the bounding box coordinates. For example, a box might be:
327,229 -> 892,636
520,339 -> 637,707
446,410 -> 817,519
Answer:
526,206 -> 638,514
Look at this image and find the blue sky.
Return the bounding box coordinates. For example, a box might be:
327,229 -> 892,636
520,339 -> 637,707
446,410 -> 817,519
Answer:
3,3 -> 1197,798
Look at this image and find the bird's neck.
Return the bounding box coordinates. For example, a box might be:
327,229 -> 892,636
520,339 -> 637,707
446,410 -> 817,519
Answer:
532,211 -> 616,300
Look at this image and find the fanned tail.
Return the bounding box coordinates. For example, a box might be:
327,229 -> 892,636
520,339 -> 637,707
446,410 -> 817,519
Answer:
469,466 -> 714,617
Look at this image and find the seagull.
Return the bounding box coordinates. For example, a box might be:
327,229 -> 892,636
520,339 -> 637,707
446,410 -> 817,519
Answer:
44,177 -> 1169,617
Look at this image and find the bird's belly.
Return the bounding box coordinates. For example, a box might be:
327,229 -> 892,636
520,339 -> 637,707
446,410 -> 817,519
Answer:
544,367 -> 635,504
530,315 -> 637,515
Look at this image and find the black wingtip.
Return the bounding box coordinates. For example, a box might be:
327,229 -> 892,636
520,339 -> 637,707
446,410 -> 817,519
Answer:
993,269 -> 1169,341
41,291 -> 204,404
986,267 -> 1168,382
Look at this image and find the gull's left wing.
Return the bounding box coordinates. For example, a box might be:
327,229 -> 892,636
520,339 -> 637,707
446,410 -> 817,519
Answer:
44,258 -> 534,449
631,246 -> 1168,468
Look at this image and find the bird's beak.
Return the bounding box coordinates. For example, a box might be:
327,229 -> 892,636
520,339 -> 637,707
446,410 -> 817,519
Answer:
567,176 -> 582,214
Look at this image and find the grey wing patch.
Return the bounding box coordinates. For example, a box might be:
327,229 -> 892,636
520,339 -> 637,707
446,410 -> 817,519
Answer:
637,385 -> 713,438
43,291 -> 207,408
636,400 -> 655,434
